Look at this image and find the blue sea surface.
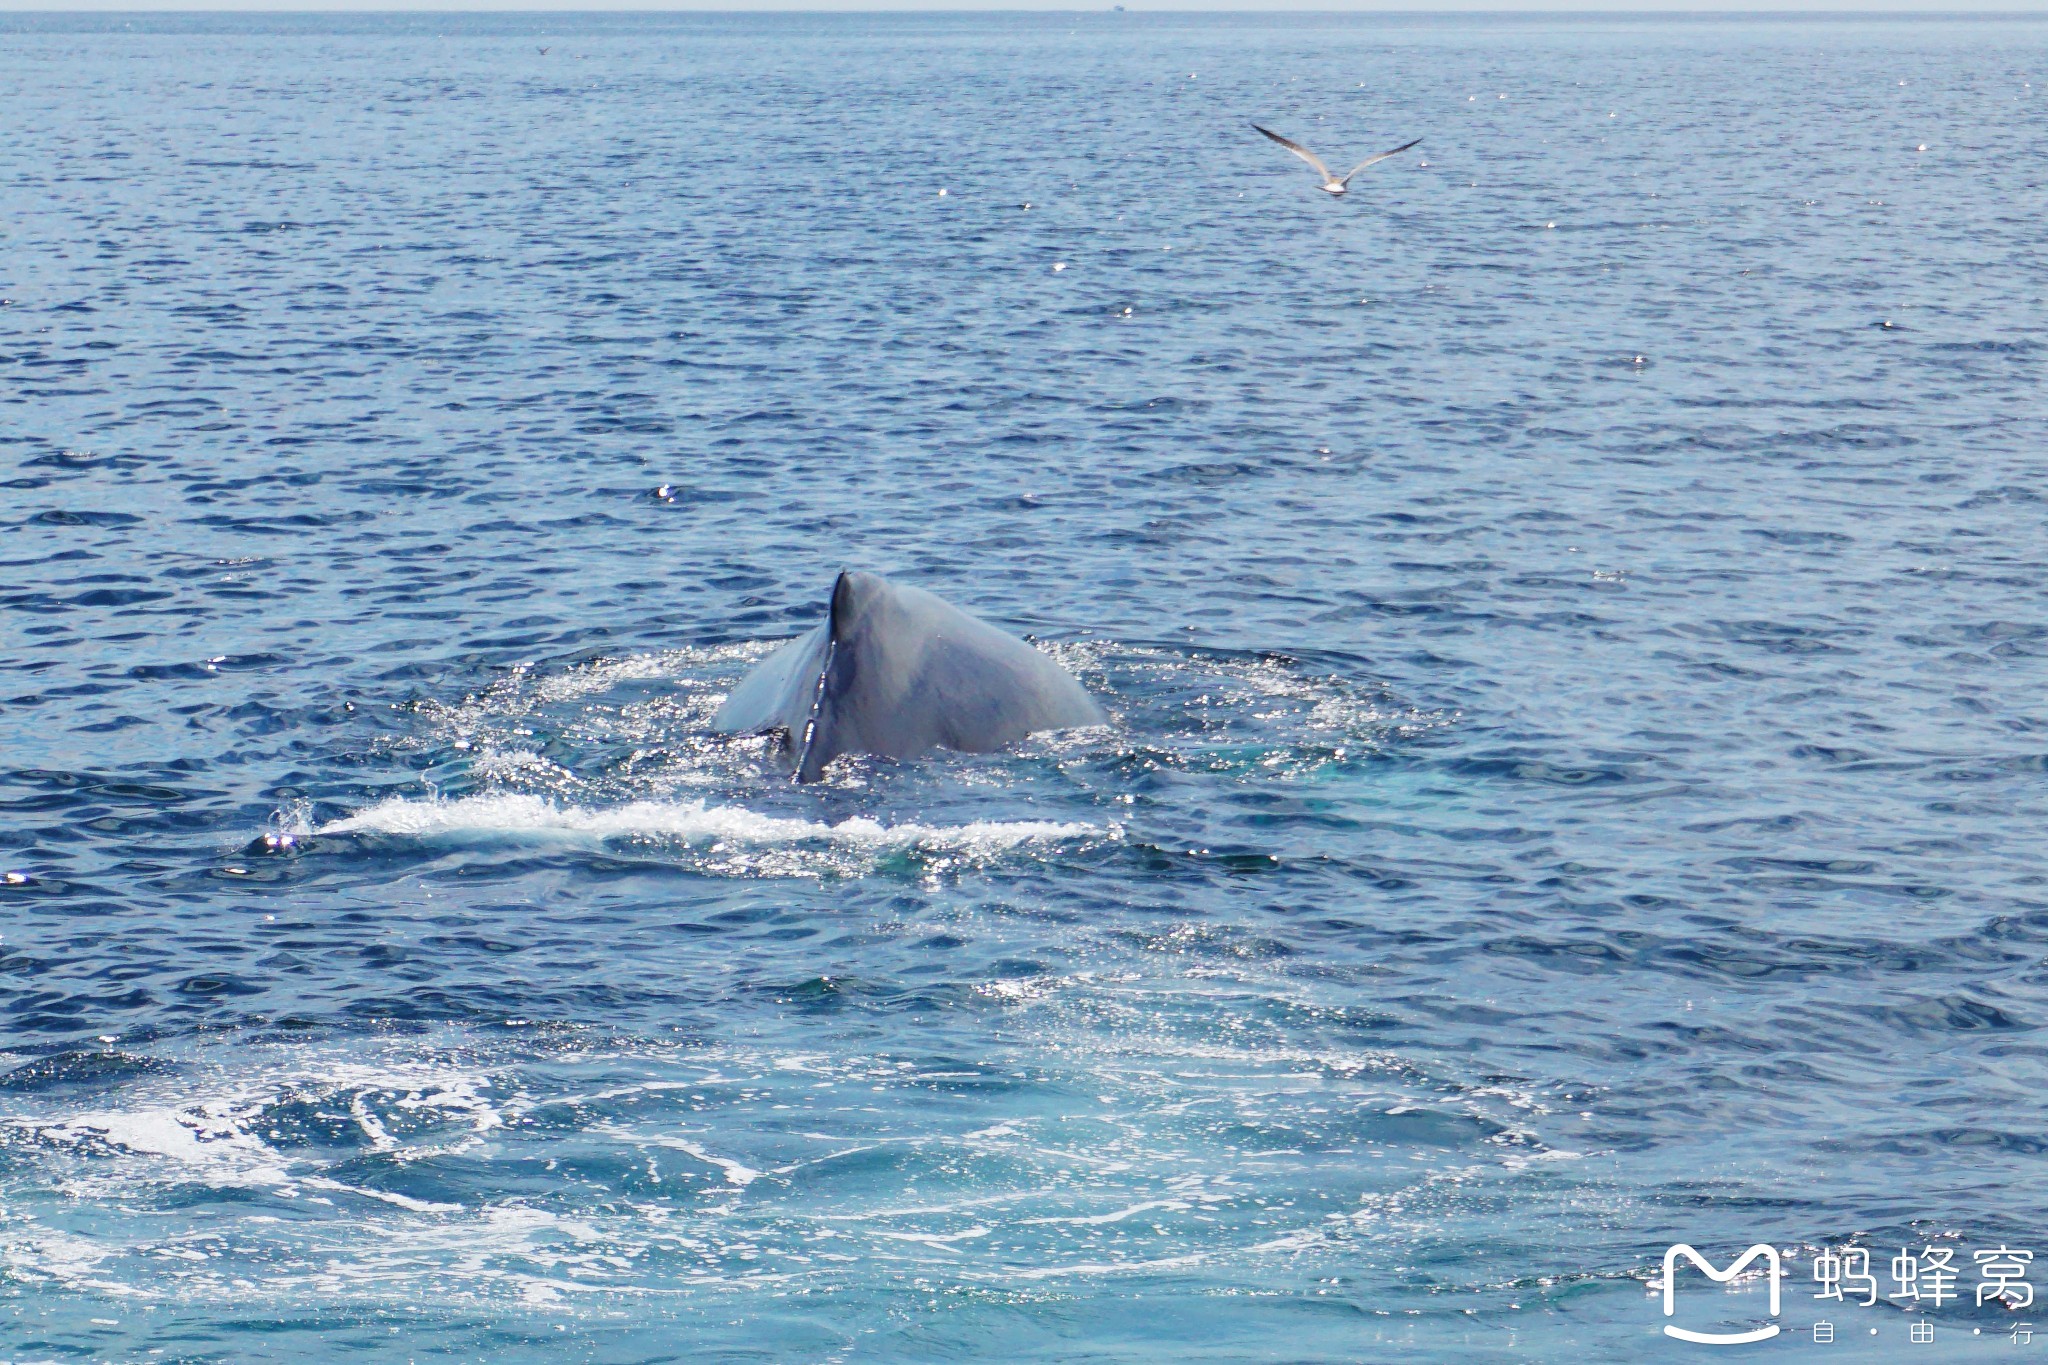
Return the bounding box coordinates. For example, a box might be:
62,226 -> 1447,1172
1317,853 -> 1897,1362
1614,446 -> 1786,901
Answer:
2,11 -> 2046,1360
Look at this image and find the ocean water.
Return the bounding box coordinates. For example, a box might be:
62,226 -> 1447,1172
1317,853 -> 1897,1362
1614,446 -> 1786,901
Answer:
3,10 -> 2045,1360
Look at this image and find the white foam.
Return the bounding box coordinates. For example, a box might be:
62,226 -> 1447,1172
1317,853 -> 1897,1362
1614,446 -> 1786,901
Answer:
1019,1198 -> 1191,1227
872,1225 -> 991,1246
663,1140 -> 761,1189
589,1124 -> 761,1189
34,1106 -> 293,1191
320,793 -> 1098,855
4,1057 -> 507,1208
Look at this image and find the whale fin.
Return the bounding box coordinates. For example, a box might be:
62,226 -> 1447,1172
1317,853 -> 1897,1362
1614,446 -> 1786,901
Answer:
712,570 -> 1107,782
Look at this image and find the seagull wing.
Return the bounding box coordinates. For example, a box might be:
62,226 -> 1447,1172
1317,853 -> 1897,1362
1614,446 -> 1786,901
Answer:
1338,138 -> 1422,186
1252,124 -> 1331,181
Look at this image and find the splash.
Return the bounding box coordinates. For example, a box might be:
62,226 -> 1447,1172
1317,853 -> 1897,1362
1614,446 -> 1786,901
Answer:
322,792 -> 1100,857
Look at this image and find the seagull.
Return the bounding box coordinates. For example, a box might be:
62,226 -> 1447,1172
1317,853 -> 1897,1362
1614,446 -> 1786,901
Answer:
1252,125 -> 1421,196
537,45 -> 551,55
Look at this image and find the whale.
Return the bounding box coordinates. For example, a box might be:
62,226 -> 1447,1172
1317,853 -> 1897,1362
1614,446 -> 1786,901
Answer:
712,570 -> 1107,782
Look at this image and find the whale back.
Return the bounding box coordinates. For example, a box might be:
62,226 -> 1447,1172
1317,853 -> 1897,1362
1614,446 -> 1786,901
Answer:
712,571 -> 1106,782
